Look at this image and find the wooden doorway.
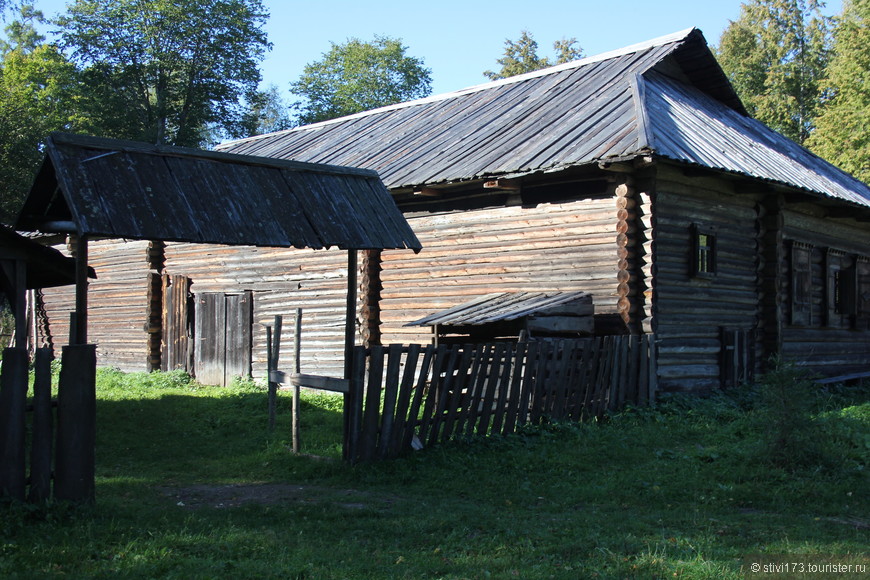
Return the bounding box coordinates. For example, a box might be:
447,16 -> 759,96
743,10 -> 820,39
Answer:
194,291 -> 253,386
160,275 -> 192,373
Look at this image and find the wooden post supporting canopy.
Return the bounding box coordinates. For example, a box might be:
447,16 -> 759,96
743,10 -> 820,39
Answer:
343,250 -> 358,462
73,235 -> 89,345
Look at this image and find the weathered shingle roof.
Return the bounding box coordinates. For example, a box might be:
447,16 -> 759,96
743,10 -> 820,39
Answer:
218,28 -> 870,210
16,133 -> 421,251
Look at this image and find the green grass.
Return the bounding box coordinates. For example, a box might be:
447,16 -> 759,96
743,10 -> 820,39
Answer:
1,366 -> 867,579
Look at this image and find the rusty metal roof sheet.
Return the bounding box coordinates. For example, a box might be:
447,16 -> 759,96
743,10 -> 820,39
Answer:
407,291 -> 591,327
15,133 -> 421,251
218,27 -> 870,210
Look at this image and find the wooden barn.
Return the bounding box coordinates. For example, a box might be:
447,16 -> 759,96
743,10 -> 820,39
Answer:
31,28 -> 870,393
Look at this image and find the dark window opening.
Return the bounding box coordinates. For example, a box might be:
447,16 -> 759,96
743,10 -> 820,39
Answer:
790,242 -> 814,326
856,259 -> 870,330
691,225 -> 716,279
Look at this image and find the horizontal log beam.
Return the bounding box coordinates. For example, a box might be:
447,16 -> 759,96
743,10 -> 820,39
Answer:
269,371 -> 350,394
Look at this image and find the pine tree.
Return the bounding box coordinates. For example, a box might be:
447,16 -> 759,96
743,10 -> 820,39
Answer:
717,0 -> 832,145
808,0 -> 870,182
483,31 -> 583,81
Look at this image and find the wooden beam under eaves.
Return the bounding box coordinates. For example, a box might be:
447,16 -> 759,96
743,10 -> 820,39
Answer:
483,178 -> 521,191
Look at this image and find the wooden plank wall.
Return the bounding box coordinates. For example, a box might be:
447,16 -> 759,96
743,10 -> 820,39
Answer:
379,194 -> 622,345
780,210 -> 870,376
39,239 -> 155,372
163,242 -> 353,380
651,168 -> 761,392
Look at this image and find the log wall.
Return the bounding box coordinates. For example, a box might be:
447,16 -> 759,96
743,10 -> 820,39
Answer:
163,242 -> 355,380
651,168 -> 762,392
40,238 -> 155,372
378,191 -> 623,345
779,209 -> 870,376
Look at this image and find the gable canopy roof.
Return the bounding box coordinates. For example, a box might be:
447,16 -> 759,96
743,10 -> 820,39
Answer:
0,225 -> 94,290
218,28 -> 870,211
16,133 -> 421,251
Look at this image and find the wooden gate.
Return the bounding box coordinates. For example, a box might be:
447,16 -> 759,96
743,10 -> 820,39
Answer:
720,328 -> 756,388
161,275 -> 191,372
194,291 -> 253,386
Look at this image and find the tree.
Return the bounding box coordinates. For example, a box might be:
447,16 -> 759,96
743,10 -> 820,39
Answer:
241,84 -> 295,136
0,44 -> 81,221
290,35 -> 432,125
716,0 -> 832,145
808,0 -> 870,182
0,4 -> 85,222
483,30 -> 583,81
55,0 -> 271,146
0,3 -> 43,54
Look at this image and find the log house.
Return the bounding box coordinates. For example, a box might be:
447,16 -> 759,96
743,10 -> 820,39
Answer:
33,29 -> 870,392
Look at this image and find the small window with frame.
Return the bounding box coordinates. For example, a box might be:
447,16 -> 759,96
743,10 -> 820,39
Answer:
790,241 -> 815,326
826,249 -> 855,328
690,224 -> 716,279
856,258 -> 870,331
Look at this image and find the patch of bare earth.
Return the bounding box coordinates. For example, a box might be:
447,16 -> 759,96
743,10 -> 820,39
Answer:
159,483 -> 397,511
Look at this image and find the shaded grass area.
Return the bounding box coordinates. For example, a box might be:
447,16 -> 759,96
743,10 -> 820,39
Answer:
1,367 -> 867,579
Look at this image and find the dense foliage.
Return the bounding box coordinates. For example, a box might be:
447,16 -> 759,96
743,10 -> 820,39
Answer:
290,35 -> 432,124
0,0 -> 273,223
55,0 -> 271,147
716,0 -> 832,145
0,6 -> 81,221
808,0 -> 870,182
483,30 -> 583,80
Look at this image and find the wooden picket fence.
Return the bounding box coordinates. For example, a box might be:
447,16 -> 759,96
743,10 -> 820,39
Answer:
343,335 -> 656,462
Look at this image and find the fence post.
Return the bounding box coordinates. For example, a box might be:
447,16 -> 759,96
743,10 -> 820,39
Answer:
0,347 -> 29,501
343,346 -> 366,463
29,348 -> 53,503
54,344 -> 96,504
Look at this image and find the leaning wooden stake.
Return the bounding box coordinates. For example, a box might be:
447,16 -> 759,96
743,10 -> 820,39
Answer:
266,325 -> 275,430
292,309 -> 301,453
267,315 -> 283,431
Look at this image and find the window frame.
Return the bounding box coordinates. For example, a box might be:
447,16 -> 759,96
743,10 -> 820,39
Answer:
790,241 -> 815,327
690,223 -> 717,280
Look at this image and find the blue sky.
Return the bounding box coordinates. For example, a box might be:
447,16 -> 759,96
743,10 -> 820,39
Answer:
27,0 -> 844,97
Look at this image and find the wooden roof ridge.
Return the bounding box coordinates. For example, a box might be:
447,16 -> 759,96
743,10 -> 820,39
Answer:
221,28 -> 703,149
